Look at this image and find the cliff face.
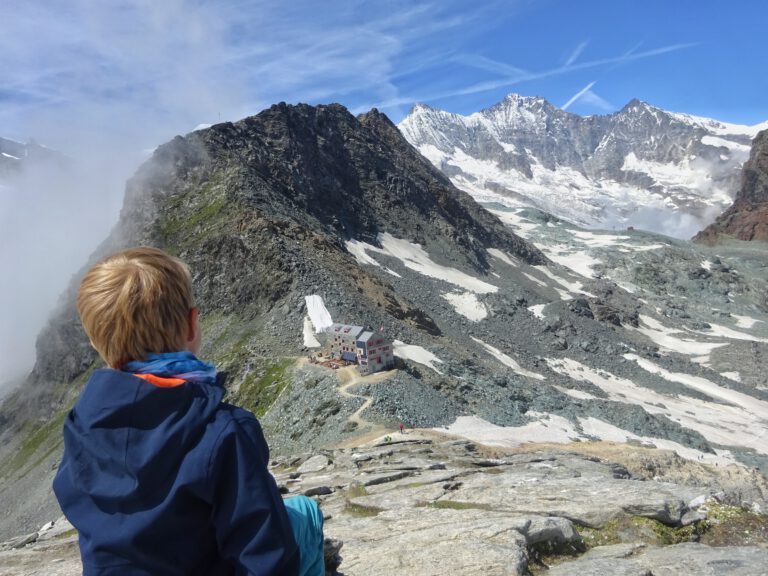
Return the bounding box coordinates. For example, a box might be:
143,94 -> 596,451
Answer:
694,130 -> 768,244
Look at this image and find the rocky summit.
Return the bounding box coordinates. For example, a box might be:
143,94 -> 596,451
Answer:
1,102 -> 768,573
695,129 -> 768,244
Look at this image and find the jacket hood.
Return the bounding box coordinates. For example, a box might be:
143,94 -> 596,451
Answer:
59,368 -> 225,501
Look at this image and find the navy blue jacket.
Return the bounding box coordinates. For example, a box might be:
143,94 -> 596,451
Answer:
53,368 -> 299,575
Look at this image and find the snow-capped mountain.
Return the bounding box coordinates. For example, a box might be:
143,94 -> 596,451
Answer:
0,137 -> 26,178
399,94 -> 768,238
0,136 -> 67,181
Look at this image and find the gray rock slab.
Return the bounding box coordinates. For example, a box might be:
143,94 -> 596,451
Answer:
0,537 -> 80,576
362,468 -> 461,494
36,517 -> 75,543
349,484 -> 446,510
325,507 -> 529,576
546,542 -> 768,576
443,468 -> 699,527
522,516 -> 578,545
297,454 -> 331,474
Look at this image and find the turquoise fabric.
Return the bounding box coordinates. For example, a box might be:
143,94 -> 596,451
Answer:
284,496 -> 325,576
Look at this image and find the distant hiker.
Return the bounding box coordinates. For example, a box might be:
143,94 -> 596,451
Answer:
399,423 -> 405,434
53,247 -> 325,576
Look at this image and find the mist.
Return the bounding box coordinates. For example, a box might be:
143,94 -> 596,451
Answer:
0,2 -> 249,383
0,1 -> 479,385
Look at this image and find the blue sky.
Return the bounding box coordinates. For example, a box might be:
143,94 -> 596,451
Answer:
2,0 -> 767,150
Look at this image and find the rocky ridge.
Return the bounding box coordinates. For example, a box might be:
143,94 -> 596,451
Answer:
695,130 -> 768,244
2,433 -> 768,575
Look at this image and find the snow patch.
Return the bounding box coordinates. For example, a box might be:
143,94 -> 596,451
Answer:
578,417 -> 737,466
632,315 -> 728,356
688,322 -> 768,343
436,414 -> 581,448
303,317 -> 321,347
393,340 -> 444,374
552,385 -> 597,400
487,248 -> 519,267
304,295 -> 334,333
349,234 -> 497,294
720,372 -> 741,383
471,337 -> 545,380
528,304 -> 546,320
732,314 -> 762,329
533,265 -> 595,298
571,230 -> 630,247
442,292 -> 487,321
548,356 -> 768,456
522,272 -> 548,288
486,208 -> 541,238
536,244 -> 600,278
346,239 -> 383,267
625,354 -> 768,421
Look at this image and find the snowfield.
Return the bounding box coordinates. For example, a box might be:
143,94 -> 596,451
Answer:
471,337 -> 545,380
392,340 -> 444,374
303,316 -> 321,348
305,295 -> 334,333
631,315 -> 728,356
346,233 -> 497,294
547,356 -> 768,458
442,292 -> 487,321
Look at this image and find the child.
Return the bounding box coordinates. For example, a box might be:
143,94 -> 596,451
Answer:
53,247 -> 324,575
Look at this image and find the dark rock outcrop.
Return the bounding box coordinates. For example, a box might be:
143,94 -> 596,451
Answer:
694,130 -> 768,244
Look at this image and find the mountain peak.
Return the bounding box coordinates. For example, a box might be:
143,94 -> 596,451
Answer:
408,102 -> 439,116
619,98 -> 657,115
502,93 -> 546,105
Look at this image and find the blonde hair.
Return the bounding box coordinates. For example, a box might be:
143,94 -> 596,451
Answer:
77,247 -> 195,368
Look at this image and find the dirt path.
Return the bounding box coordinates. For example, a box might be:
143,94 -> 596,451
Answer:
334,366 -> 395,447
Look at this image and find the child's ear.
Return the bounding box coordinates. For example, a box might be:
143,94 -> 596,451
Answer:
186,307 -> 201,355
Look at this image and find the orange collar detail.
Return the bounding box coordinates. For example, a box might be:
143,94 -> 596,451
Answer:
133,373 -> 187,388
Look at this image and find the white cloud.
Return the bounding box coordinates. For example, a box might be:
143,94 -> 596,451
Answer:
562,81 -> 597,110
452,54 -> 529,79
564,40 -> 589,66
562,81 -> 614,112
368,42 -> 698,110
578,89 -> 615,111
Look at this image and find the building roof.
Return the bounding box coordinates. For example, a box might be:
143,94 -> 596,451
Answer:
328,323 -> 365,338
358,331 -> 374,343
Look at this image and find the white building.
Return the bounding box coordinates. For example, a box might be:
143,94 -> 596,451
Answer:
328,323 -> 365,362
355,330 -> 395,374
326,323 -> 395,374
